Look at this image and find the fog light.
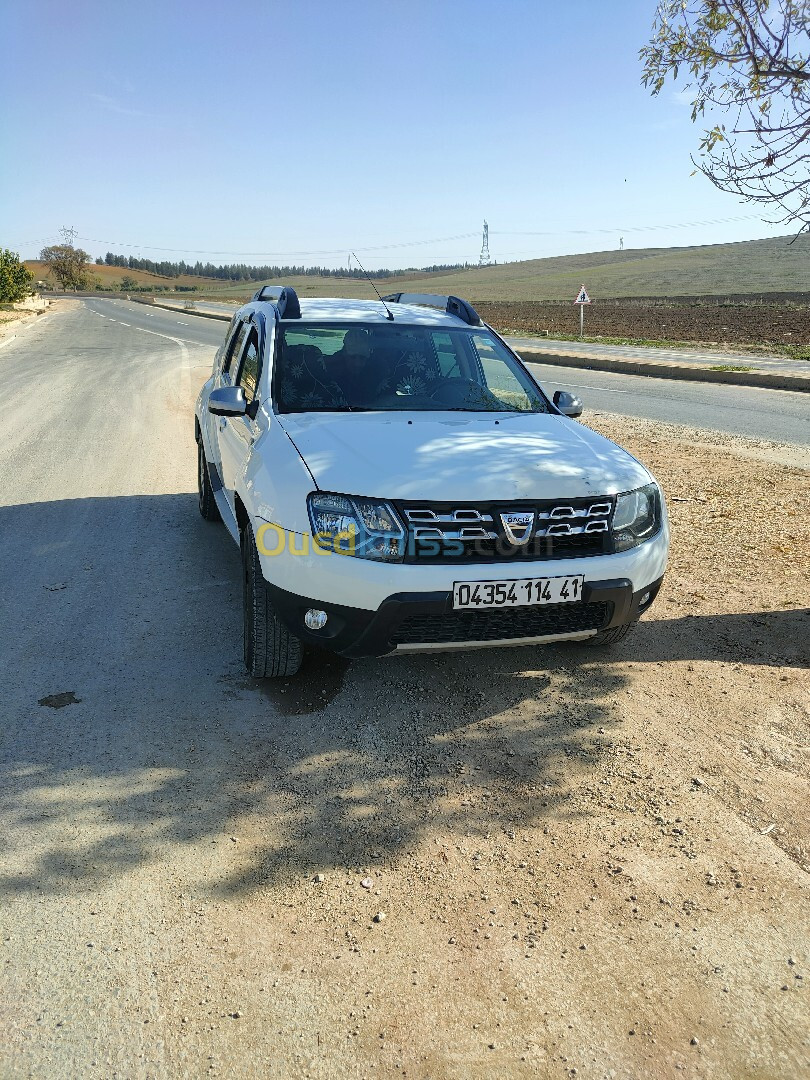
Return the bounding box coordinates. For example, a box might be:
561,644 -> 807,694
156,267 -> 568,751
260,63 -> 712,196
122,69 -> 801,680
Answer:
304,608 -> 328,631
639,591 -> 651,608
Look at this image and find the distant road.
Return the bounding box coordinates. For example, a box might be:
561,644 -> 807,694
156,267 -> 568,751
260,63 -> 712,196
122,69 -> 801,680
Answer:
70,299 -> 810,446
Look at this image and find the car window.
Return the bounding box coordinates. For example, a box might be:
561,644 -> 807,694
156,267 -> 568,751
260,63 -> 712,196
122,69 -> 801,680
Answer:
282,327 -> 348,356
469,332 -> 544,412
236,328 -> 261,402
430,331 -> 465,377
274,323 -> 549,413
223,322 -> 249,376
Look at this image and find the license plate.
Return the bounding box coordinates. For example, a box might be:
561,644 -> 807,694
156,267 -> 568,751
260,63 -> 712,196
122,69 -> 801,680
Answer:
452,575 -> 585,609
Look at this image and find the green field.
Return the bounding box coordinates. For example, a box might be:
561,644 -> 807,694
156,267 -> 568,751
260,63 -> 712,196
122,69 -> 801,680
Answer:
201,233 -> 810,303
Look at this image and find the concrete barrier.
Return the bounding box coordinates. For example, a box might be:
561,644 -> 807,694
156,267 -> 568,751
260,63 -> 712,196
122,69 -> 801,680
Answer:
129,296 -> 232,322
518,346 -> 810,394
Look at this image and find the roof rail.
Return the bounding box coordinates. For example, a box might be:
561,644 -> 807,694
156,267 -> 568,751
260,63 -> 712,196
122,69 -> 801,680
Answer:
381,292 -> 481,326
252,284 -> 301,319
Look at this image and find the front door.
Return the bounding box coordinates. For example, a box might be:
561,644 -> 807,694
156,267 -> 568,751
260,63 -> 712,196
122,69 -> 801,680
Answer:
219,322 -> 263,514
205,318 -> 250,501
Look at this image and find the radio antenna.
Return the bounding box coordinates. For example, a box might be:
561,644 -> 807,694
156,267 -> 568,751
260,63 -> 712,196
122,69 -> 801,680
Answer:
351,252 -> 394,320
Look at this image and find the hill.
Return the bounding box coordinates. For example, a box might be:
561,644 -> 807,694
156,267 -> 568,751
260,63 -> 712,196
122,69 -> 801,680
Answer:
26,234 -> 810,302
24,261 -> 224,291
199,234 -> 810,303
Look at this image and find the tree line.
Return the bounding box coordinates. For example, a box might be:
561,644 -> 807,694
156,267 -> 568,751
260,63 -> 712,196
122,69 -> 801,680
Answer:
95,253 -> 468,281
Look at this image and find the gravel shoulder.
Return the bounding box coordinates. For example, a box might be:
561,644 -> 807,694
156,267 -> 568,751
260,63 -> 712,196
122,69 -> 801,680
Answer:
1,311 -> 807,1079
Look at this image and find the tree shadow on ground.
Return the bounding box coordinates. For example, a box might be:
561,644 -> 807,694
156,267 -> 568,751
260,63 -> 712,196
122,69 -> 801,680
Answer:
0,494 -> 802,899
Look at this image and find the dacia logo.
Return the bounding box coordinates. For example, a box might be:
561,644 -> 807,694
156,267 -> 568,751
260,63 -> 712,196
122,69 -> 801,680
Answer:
500,511 -> 534,546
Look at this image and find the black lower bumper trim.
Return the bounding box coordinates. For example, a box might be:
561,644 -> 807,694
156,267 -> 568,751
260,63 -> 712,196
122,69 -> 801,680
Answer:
392,601 -> 611,645
265,574 -> 665,660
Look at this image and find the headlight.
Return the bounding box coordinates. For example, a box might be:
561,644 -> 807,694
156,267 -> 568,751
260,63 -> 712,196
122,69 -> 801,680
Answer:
613,483 -> 662,552
307,492 -> 406,563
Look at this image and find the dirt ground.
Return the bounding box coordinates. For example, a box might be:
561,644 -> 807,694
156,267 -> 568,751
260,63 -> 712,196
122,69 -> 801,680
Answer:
199,415 -> 808,1080
131,416 -> 809,1079
476,299 -> 810,352
2,316 -> 808,1079
0,308 -> 41,337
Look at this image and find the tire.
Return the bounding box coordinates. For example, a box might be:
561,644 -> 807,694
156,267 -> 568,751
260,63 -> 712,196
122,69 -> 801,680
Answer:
197,438 -> 221,522
585,621 -> 638,646
241,522 -> 304,678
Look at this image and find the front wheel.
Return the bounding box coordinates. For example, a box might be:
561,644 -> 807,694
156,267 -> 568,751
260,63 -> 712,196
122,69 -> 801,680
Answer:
241,522 -> 304,678
585,621 -> 638,646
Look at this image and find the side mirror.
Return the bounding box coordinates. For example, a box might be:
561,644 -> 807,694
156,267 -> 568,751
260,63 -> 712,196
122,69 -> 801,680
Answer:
208,386 -> 247,417
553,390 -> 583,418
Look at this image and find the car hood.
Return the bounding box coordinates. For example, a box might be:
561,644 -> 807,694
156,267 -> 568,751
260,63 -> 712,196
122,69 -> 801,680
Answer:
278,411 -> 653,503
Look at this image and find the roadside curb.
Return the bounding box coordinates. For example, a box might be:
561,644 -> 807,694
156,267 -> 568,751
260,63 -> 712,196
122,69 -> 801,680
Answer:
131,297 -> 232,322
517,346 -> 810,394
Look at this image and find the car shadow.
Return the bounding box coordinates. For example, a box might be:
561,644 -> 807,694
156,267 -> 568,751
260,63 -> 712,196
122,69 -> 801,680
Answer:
0,493 -> 802,900
568,607 -> 809,669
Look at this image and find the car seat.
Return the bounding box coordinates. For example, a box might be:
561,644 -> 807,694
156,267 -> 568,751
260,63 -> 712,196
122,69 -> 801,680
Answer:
279,344 -> 348,410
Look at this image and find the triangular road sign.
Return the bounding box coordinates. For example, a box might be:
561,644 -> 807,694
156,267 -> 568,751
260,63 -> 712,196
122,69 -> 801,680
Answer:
574,285 -> 591,304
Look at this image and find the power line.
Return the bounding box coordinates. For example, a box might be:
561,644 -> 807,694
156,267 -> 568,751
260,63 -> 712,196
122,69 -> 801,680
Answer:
64,213 -> 767,261
492,213 -> 764,238
72,232 -> 480,258
7,211 -> 773,260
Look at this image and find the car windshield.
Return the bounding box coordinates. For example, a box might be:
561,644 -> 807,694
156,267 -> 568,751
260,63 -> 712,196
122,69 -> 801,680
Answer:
274,323 -> 549,413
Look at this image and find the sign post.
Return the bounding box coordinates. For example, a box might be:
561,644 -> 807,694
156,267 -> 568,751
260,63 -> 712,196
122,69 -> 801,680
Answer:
574,284 -> 591,339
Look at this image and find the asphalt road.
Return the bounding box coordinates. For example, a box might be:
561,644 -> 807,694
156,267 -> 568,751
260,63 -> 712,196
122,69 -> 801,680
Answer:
524,359 -> 810,446
77,298 -> 810,446
2,300 -> 808,1077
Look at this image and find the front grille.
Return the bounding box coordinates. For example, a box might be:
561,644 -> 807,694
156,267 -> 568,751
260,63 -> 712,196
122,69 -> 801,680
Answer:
391,601 -> 611,645
398,499 -> 614,563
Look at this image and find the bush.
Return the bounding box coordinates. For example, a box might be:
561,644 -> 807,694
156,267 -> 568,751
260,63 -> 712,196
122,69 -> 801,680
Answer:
0,249 -> 34,303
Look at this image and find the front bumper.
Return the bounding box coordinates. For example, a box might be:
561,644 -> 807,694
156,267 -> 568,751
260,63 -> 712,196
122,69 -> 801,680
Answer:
267,575 -> 664,659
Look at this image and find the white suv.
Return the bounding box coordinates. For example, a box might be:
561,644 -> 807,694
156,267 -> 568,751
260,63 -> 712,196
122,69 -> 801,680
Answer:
195,287 -> 668,678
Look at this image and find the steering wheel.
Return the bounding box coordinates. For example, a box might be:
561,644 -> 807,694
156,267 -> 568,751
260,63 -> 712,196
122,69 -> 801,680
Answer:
428,377 -> 492,405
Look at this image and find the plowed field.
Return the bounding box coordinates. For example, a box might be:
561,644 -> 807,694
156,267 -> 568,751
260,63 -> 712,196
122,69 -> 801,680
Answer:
476,299 -> 810,349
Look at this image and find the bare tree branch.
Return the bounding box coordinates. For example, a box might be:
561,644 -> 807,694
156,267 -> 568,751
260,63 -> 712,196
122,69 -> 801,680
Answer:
641,0 -> 810,229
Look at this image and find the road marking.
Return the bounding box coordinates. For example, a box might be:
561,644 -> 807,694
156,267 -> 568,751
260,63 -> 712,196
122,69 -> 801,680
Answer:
0,335 -> 17,349
118,322 -> 131,327
527,366 -> 631,394
134,325 -> 192,397
555,381 -> 630,394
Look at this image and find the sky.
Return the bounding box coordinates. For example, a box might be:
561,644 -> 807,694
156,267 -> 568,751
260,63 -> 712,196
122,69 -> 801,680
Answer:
0,0 -> 790,270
